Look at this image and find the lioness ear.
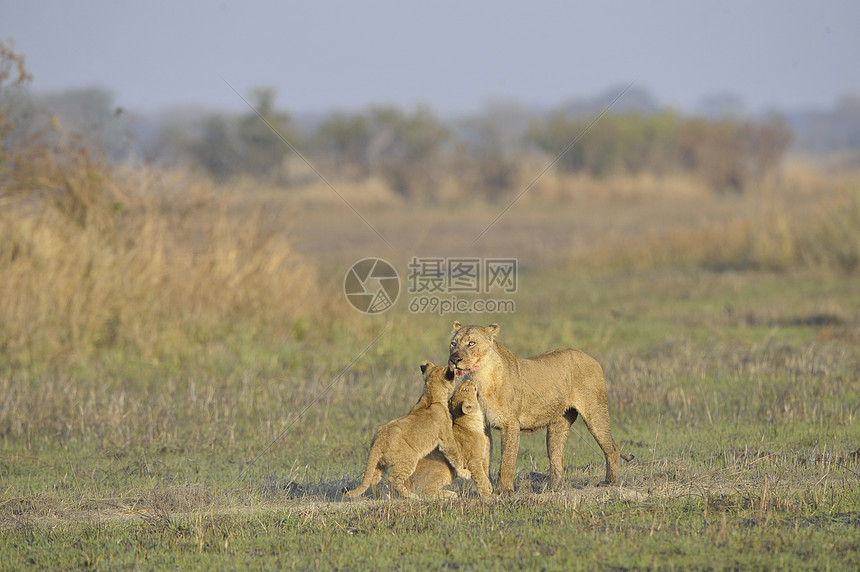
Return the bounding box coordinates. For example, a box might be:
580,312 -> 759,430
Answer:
452,320 -> 463,332
486,323 -> 500,339
420,360 -> 435,374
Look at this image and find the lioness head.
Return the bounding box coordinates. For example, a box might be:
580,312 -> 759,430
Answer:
420,360 -> 457,402
450,380 -> 480,417
448,321 -> 500,377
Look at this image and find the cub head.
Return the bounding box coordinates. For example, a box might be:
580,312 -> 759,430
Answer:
448,321 -> 500,377
450,380 -> 480,419
420,360 -> 457,401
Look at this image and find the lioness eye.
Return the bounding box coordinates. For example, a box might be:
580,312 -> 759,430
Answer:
468,341 -> 475,347
450,341 -> 456,347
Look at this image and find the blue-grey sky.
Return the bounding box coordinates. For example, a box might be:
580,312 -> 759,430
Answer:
3,0 -> 858,115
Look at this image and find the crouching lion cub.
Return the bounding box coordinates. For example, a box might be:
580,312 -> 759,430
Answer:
448,321 -> 632,492
406,380 -> 493,499
344,361 -> 470,499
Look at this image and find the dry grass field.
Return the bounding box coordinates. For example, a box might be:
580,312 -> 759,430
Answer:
1,127 -> 859,568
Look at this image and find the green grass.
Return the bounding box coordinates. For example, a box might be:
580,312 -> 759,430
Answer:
1,265 -> 858,569
3,485 -> 859,570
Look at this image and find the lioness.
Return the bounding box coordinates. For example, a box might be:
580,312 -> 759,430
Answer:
448,321 -> 630,492
406,380 -> 493,499
344,361 -> 470,499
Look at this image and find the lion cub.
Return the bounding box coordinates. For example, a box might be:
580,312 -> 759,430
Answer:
344,362 -> 470,499
406,380 -> 493,498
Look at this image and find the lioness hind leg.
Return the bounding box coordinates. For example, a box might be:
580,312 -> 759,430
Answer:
580,409 -> 621,485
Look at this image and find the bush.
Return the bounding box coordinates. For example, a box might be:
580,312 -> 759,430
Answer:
528,111 -> 792,193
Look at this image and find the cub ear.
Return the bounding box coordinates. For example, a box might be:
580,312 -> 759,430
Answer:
486,323 -> 500,339
420,360 -> 435,374
452,320 -> 463,332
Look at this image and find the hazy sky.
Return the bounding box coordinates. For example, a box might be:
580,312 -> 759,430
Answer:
3,0 -> 859,115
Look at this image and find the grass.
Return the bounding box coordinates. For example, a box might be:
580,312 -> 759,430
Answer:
1,134 -> 859,568
2,267 -> 858,569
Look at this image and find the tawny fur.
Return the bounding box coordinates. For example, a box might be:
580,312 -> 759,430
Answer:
344,361 -> 469,499
406,380 -> 493,499
448,321 -> 631,492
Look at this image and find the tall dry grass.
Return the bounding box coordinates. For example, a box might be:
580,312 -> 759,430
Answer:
568,166 -> 860,273
0,134 -> 319,369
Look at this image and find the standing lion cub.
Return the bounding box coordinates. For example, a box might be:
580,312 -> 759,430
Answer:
448,321 -> 631,492
406,380 -> 493,499
344,361 -> 470,499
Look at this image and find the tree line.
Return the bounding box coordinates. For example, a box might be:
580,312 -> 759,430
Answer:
7,81 -> 799,200
161,89 -> 792,198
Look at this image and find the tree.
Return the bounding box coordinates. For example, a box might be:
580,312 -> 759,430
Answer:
457,100 -> 533,198
365,105 -> 451,199
235,87 -> 293,182
744,113 -> 792,182
529,107 -> 792,193
314,112 -> 372,179
190,115 -> 240,180
187,87 -> 295,182
40,87 -> 127,158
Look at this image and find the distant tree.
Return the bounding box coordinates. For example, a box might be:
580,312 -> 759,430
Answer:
190,115 -> 240,180
186,87 -> 295,182
314,111 -> 372,179
365,105 -> 451,198
529,108 -> 791,193
528,111 -> 682,178
680,118 -> 753,192
744,113 -> 792,182
458,100 -> 533,198
235,87 -> 293,182
39,87 -> 127,157
790,94 -> 860,156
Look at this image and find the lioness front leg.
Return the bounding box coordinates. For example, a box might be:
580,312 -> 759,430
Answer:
498,423 -> 520,493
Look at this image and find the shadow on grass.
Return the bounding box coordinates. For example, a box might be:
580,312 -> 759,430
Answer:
259,474 -> 356,502
258,470 -> 611,502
